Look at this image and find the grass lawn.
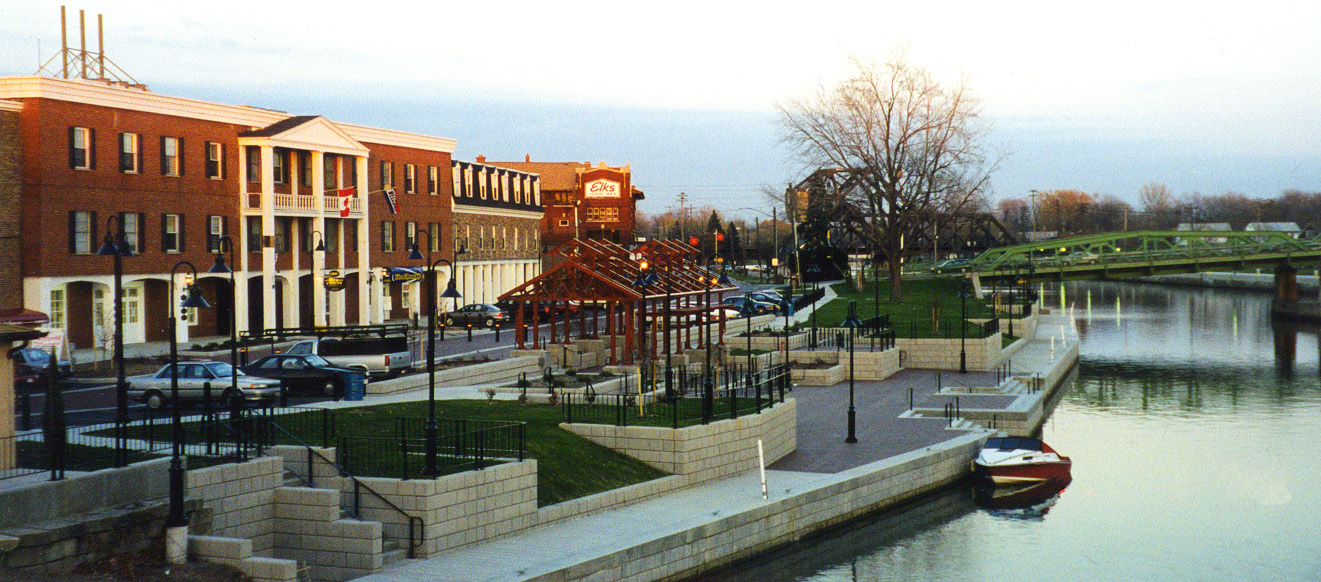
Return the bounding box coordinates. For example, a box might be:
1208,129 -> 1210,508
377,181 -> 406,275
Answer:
333,400 -> 668,506
796,276 -> 1017,337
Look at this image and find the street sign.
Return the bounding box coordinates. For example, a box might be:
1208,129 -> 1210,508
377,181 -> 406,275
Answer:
325,270 -> 345,291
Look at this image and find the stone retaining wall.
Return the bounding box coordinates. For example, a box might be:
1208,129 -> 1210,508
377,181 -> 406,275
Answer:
546,432 -> 985,582
0,457 -> 171,530
896,332 -> 1003,372
367,356 -> 543,395
562,400 -> 796,481
187,456 -> 283,553
273,487 -> 383,581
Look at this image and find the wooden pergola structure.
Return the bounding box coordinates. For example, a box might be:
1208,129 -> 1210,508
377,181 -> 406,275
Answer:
498,238 -> 740,365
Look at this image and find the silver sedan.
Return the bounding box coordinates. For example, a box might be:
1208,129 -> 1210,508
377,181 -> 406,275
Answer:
129,361 -> 281,409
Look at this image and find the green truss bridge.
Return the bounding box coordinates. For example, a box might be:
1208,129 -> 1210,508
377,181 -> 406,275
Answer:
954,230 -> 1321,281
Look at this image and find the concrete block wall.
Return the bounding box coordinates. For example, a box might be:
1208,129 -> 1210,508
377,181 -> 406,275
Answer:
0,457 -> 170,530
366,356 -> 542,395
563,399 -> 796,482
344,460 -> 538,559
546,432 -> 986,582
1,499 -> 176,575
896,333 -> 1003,371
273,487 -> 383,582
189,535 -> 298,582
187,456 -> 283,554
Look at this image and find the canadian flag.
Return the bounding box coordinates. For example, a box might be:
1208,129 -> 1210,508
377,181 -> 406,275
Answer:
338,188 -> 354,217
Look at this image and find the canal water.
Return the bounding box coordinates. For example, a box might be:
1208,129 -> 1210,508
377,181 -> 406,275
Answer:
691,280 -> 1321,581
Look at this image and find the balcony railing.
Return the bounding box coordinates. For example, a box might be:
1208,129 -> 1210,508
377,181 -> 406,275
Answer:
244,193 -> 364,216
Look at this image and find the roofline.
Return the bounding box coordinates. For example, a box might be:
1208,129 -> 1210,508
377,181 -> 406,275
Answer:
0,76 -> 455,153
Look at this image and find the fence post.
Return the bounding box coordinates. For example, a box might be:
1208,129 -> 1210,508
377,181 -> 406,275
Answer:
400,437 -> 410,480
518,424 -> 525,462
565,391 -> 573,424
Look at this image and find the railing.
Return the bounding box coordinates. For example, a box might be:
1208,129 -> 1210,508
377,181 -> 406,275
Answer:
808,327 -> 896,352
337,418 -> 526,481
244,193 -> 365,215
561,363 -> 791,428
894,317 -> 1001,340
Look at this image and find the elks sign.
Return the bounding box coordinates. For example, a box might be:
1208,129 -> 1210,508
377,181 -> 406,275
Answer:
584,179 -> 621,198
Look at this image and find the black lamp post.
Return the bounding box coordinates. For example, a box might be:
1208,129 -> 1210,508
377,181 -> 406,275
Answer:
739,294 -> 758,401
167,261 -> 210,563
96,216 -> 133,467
806,264 -> 821,348
207,235 -> 237,438
408,234 -> 462,477
958,279 -> 971,374
631,261 -> 657,391
841,300 -> 862,443
702,272 -> 717,423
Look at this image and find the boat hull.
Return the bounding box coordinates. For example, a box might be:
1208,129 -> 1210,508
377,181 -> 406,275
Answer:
974,458 -> 1072,485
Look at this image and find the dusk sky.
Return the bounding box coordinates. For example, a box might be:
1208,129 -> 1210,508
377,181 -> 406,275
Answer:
4,1 -> 1319,220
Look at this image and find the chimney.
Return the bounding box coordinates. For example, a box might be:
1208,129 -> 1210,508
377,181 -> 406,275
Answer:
525,154 -> 531,162
476,155 -> 486,163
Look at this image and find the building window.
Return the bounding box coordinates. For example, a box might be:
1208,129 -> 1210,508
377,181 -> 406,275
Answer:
381,221 -> 395,252
300,151 -> 313,188
123,287 -> 140,324
245,146 -> 260,182
273,218 -> 290,254
160,136 -> 181,176
120,212 -> 143,254
405,222 -> 417,251
428,223 -> 441,252
162,214 -> 184,253
69,211 -> 96,254
119,133 -> 140,173
324,154 -> 338,189
428,166 -> 438,195
479,170 -> 488,200
69,127 -> 95,170
586,207 -> 620,222
208,216 -> 226,252
558,219 -> 570,227
404,164 -> 417,194
272,149 -> 288,185
247,216 -> 262,252
50,289 -> 66,329
206,142 -> 223,179
380,161 -> 394,189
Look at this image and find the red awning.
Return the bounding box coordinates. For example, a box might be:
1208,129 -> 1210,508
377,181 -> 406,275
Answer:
0,308 -> 50,326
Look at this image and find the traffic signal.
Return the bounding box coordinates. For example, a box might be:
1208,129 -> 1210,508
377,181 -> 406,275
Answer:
689,236 -> 699,246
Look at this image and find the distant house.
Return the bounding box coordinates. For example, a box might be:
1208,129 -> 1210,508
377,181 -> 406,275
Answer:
1175,223 -> 1232,245
1245,222 -> 1303,238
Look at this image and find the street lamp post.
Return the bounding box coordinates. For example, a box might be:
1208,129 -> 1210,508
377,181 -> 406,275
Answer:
408,234 -> 462,477
96,217 -> 133,467
841,300 -> 862,443
631,261 -> 657,393
166,261 -> 210,564
702,273 -> 717,423
958,279 -> 971,374
207,236 -> 238,447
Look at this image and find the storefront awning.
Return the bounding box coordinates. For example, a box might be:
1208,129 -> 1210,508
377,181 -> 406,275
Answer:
0,308 -> 50,326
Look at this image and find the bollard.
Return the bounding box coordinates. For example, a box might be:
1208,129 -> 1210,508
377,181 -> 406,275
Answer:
467,324 -> 474,342
494,323 -> 501,342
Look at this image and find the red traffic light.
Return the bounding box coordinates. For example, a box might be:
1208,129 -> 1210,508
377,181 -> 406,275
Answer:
716,232 -> 725,242
688,236 -> 699,246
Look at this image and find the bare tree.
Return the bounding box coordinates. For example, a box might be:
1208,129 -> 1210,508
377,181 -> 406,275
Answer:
778,51 -> 994,301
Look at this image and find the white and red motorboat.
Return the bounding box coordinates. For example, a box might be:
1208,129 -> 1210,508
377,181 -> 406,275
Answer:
972,437 -> 1072,485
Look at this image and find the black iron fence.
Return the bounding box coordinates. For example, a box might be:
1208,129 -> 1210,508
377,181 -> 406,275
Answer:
893,317 -> 1001,340
808,327 -> 897,352
337,420 -> 526,480
561,363 -> 791,428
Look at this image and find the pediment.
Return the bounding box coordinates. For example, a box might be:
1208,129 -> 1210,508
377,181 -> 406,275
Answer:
239,116 -> 369,156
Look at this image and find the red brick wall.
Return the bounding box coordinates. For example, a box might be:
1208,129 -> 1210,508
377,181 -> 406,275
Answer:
0,109 -> 21,311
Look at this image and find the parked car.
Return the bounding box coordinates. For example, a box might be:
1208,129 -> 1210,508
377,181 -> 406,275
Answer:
129,361 -> 280,409
284,336 -> 412,379
240,354 -> 356,398
722,296 -> 777,315
931,258 -> 974,274
445,303 -> 509,328
495,300 -> 552,321
746,291 -> 787,312
12,347 -> 72,374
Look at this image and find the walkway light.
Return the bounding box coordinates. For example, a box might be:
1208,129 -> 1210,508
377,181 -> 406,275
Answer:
841,300 -> 862,444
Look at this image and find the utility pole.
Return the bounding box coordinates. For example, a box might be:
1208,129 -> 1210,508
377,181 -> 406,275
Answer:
678,192 -> 687,243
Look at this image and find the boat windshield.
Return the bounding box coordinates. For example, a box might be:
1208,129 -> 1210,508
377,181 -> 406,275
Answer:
985,437 -> 1042,452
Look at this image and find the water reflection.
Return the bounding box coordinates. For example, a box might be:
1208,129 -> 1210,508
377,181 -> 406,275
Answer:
688,281 -> 1321,582
972,477 -> 1071,520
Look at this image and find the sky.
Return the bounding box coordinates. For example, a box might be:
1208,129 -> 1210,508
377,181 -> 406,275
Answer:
3,0 -> 1320,221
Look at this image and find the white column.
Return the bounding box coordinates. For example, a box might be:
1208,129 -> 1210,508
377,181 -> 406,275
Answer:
261,145 -> 277,331
311,151 -> 327,327
236,219 -> 250,335
356,155 -> 374,324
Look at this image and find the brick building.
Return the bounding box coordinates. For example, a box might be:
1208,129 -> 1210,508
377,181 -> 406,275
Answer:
450,160 -> 542,305
0,75 -> 541,349
485,158 -> 643,254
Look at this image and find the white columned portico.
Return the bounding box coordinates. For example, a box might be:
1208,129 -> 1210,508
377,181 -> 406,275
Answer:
260,144 -> 277,331
311,150 -> 327,327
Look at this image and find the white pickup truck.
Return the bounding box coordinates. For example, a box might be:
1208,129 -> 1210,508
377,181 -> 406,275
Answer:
284,337 -> 412,379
